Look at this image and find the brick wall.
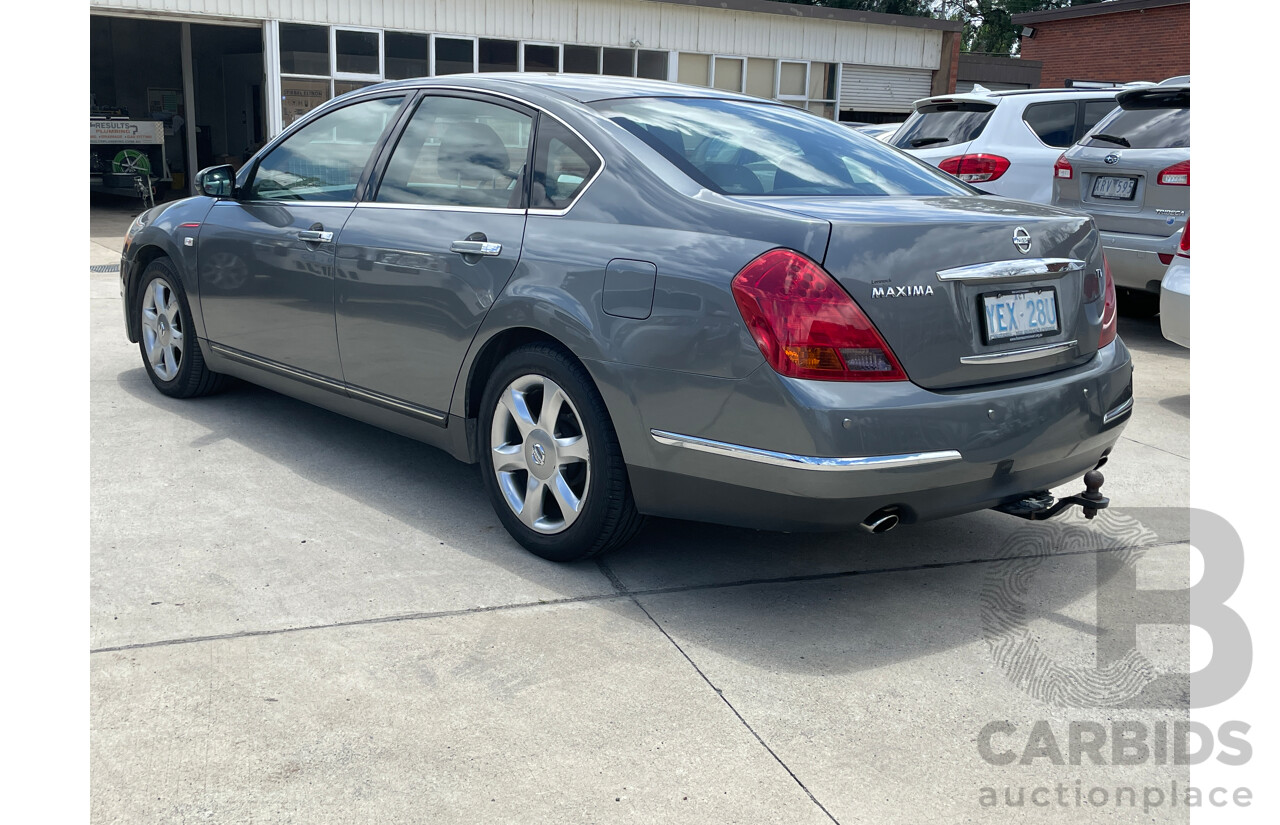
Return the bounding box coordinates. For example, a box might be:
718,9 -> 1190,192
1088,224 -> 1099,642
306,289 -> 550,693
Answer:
1019,4 -> 1189,87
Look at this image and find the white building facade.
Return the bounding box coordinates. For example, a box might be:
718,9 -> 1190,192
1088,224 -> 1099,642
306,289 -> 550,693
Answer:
90,0 -> 960,190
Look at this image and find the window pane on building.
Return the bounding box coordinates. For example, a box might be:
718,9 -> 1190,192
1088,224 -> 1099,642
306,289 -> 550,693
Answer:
435,38 -> 474,75
280,23 -> 329,76
281,77 -> 331,127
713,57 -> 743,92
336,30 -> 379,75
746,58 -> 775,99
677,53 -> 710,86
479,39 -> 518,73
334,80 -> 373,96
564,45 -> 599,74
809,62 -> 835,100
385,32 -> 428,80
524,44 -> 559,72
603,48 -> 633,76
637,50 -> 668,80
778,62 -> 805,97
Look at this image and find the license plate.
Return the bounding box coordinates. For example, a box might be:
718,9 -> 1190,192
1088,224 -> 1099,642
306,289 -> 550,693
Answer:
1092,175 -> 1136,200
982,289 -> 1059,344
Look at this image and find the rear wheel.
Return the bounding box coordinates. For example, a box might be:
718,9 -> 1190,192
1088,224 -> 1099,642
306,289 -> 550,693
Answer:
478,344 -> 644,561
136,258 -> 226,397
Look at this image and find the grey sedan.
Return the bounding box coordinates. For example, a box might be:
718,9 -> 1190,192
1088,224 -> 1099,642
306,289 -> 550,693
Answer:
120,75 -> 1133,561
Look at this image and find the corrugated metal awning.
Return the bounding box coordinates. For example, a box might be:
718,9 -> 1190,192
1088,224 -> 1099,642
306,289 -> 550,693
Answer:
840,64 -> 933,113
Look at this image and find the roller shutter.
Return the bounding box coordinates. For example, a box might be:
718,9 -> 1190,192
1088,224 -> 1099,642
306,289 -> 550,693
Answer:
840,64 -> 934,113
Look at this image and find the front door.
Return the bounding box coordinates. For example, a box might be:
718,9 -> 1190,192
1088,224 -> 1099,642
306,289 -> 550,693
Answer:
334,94 -> 534,416
198,94 -> 407,379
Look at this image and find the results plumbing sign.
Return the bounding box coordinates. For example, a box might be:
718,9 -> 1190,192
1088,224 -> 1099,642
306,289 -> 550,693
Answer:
90,120 -> 164,145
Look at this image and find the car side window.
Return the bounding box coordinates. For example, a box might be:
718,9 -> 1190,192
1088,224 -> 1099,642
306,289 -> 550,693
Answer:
530,119 -> 601,210
248,96 -> 404,201
376,96 -> 533,209
1081,100 -> 1118,140
1021,101 -> 1077,148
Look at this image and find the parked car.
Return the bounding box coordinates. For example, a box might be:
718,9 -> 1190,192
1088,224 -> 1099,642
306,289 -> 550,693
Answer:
854,122 -> 901,142
1160,219 -> 1190,347
890,87 -> 1121,203
120,75 -> 1132,561
1051,84 -> 1190,309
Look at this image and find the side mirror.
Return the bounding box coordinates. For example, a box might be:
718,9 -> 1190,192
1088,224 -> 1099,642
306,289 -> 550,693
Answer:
195,164 -> 236,198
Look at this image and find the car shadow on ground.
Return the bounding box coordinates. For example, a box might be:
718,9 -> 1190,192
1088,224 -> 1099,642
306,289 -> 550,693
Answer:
109,366 -> 1186,677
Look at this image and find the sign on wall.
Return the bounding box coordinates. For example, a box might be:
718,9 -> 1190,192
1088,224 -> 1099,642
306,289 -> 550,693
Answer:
90,120 -> 165,145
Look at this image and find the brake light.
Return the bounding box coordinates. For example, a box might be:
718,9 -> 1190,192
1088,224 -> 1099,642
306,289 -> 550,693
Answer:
938,154 -> 1011,183
1157,159 -> 1189,186
1053,154 -> 1073,179
731,249 -> 907,382
1177,220 -> 1190,257
1099,256 -> 1117,348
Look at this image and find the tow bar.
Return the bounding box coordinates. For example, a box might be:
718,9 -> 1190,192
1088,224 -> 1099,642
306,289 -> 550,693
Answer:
993,466 -> 1109,522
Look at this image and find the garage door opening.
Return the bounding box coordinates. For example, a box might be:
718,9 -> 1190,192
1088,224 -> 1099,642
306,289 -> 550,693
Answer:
91,15 -> 264,204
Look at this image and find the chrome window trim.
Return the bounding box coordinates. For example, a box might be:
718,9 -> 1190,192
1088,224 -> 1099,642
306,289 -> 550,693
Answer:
937,258 -> 1086,282
650,429 -> 962,472
216,199 -> 359,208
1102,396 -> 1134,426
960,340 -> 1077,365
358,202 -> 526,215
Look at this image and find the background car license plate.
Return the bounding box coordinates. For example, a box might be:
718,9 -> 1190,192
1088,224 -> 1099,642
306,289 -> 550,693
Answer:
982,289 -> 1059,344
1092,175 -> 1136,200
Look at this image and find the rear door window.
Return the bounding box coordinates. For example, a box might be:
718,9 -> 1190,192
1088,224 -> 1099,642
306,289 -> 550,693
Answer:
1022,101 -> 1077,148
890,101 -> 995,150
530,119 -> 601,210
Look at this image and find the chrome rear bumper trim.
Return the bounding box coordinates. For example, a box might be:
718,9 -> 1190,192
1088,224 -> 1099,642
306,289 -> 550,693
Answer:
937,258 -> 1085,282
650,429 -> 962,471
1103,396 -> 1134,426
960,340 -> 1077,365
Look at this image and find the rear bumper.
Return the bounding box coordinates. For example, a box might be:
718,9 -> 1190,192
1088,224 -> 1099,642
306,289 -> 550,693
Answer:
590,339 -> 1134,532
1100,229 -> 1180,293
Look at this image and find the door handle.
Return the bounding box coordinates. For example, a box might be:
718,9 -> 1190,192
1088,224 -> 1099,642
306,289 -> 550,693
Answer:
297,229 -> 334,243
450,240 -> 502,257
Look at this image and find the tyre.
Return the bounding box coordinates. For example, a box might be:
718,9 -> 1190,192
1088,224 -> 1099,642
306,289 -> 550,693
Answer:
136,257 -> 226,398
478,343 -> 645,561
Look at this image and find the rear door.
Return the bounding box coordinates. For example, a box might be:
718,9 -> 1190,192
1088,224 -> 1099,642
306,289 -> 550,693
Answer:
198,94 -> 407,379
333,92 -> 535,418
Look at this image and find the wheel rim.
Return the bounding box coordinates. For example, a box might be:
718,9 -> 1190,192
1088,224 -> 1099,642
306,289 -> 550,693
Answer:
140,277 -> 185,382
490,374 -> 591,535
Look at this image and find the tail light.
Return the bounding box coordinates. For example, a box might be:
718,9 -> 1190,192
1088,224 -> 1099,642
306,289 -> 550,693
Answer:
1098,255 -> 1118,348
731,249 -> 907,382
1156,159 -> 1189,186
1177,220 -> 1190,257
1053,154 -> 1073,180
938,154 -> 1011,183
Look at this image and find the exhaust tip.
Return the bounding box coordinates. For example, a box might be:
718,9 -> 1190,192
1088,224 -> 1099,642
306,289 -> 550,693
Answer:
859,510 -> 900,534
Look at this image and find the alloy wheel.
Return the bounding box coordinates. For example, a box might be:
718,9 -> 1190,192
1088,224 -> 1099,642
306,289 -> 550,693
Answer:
489,374 -> 591,534
140,277 -> 185,382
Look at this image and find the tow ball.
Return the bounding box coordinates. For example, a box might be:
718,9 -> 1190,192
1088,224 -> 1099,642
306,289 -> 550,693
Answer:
993,468 -> 1110,521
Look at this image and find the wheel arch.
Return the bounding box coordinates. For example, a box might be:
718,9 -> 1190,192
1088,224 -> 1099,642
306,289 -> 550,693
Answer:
124,242 -> 182,342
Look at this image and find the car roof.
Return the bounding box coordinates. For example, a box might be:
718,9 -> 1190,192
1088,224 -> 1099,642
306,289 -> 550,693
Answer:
911,86 -> 1119,109
356,73 -> 762,105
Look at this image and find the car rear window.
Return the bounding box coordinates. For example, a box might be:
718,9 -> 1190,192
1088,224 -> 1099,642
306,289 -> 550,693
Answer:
890,101 -> 995,150
1083,89 -> 1189,150
596,97 -> 968,198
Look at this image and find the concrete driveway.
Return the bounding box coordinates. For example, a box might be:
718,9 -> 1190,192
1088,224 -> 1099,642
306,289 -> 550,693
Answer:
91,203 -> 1191,823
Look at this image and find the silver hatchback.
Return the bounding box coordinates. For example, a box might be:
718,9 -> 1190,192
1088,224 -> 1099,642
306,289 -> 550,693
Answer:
1051,84 -> 1189,299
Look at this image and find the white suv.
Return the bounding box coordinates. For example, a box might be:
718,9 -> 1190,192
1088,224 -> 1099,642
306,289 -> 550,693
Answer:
889,87 -> 1121,204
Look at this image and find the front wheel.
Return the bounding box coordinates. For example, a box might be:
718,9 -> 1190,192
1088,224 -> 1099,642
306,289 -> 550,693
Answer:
478,344 -> 645,561
136,257 -> 226,397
